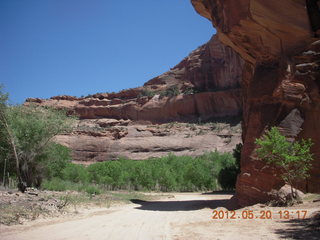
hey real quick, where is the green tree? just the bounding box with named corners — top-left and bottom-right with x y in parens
top-left (232, 143), bottom-right (242, 170)
top-left (45, 143), bottom-right (72, 179)
top-left (0, 87), bottom-right (14, 186)
top-left (255, 127), bottom-right (313, 198)
top-left (0, 87), bottom-right (75, 191)
top-left (0, 87), bottom-right (23, 189)
top-left (62, 163), bottom-right (88, 183)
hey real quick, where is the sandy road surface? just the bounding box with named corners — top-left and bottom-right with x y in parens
top-left (1, 193), bottom-right (319, 240)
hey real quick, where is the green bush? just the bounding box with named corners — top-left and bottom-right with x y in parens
top-left (233, 143), bottom-right (242, 170)
top-left (42, 178), bottom-right (69, 191)
top-left (62, 163), bottom-right (89, 183)
top-left (84, 185), bottom-right (101, 195)
top-left (183, 87), bottom-right (197, 95)
top-left (46, 143), bottom-right (72, 179)
top-left (160, 85), bottom-right (180, 98)
top-left (218, 166), bottom-right (238, 190)
top-left (43, 151), bottom-right (238, 192)
top-left (255, 127), bottom-right (313, 199)
top-left (42, 178), bottom-right (102, 195)
top-left (138, 89), bottom-right (156, 98)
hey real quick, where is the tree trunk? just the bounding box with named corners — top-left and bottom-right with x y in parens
top-left (2, 116), bottom-right (25, 192)
top-left (288, 179), bottom-right (296, 200)
top-left (2, 157), bottom-right (7, 186)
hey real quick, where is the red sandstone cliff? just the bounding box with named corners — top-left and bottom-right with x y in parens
top-left (26, 36), bottom-right (244, 163)
top-left (27, 36), bottom-right (243, 123)
top-left (192, 0), bottom-right (320, 206)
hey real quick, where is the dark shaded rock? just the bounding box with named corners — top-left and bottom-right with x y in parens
top-left (279, 109), bottom-right (304, 138)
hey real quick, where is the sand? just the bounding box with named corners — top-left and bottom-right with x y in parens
top-left (1, 192), bottom-right (319, 240)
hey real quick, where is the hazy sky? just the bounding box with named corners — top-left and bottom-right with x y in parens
top-left (0, 0), bottom-right (214, 104)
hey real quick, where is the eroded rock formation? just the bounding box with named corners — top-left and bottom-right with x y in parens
top-left (145, 35), bottom-right (244, 92)
top-left (56, 121), bottom-right (241, 164)
top-left (27, 36), bottom-right (243, 123)
top-left (192, 0), bottom-right (320, 206)
top-left (26, 36), bottom-right (244, 163)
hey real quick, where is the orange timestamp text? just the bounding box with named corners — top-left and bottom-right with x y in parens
top-left (212, 210), bottom-right (308, 220)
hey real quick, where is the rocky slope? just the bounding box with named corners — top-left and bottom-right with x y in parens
top-left (192, 0), bottom-right (320, 206)
top-left (26, 36), bottom-right (244, 163)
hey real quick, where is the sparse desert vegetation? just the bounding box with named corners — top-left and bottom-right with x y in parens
top-left (0, 188), bottom-right (168, 225)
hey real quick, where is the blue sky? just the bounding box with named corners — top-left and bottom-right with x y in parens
top-left (0, 0), bottom-right (214, 104)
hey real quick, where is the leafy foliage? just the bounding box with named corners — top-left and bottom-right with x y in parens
top-left (0, 87), bottom-right (75, 190)
top-left (42, 178), bottom-right (101, 195)
top-left (0, 86), bottom-right (14, 184)
top-left (216, 143), bottom-right (242, 190)
top-left (233, 143), bottom-right (242, 170)
top-left (43, 151), bottom-right (238, 192)
top-left (160, 85), bottom-right (180, 98)
top-left (138, 89), bottom-right (156, 98)
top-left (45, 144), bottom-right (72, 179)
top-left (255, 127), bottom-right (313, 197)
top-left (62, 163), bottom-right (89, 183)
top-left (6, 105), bottom-right (74, 187)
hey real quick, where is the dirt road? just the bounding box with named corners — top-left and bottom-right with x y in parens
top-left (1, 192), bottom-right (319, 240)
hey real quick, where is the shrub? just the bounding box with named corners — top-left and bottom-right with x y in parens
top-left (42, 178), bottom-right (69, 191)
top-left (138, 89), bottom-right (156, 98)
top-left (218, 166), bottom-right (238, 190)
top-left (62, 163), bottom-right (89, 183)
top-left (160, 85), bottom-right (180, 98)
top-left (232, 143), bottom-right (242, 170)
top-left (42, 178), bottom-right (101, 195)
top-left (43, 151), bottom-right (239, 192)
top-left (84, 185), bottom-right (101, 195)
top-left (183, 87), bottom-right (195, 95)
top-left (46, 143), bottom-right (72, 179)
top-left (255, 127), bottom-right (313, 199)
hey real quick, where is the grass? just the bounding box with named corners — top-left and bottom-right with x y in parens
top-left (303, 193), bottom-right (320, 202)
top-left (42, 179), bottom-right (101, 195)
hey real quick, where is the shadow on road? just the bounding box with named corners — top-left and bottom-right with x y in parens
top-left (131, 198), bottom-right (237, 212)
top-left (275, 213), bottom-right (320, 240)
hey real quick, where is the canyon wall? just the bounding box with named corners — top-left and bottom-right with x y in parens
top-left (26, 36), bottom-right (244, 163)
top-left (192, 0), bottom-right (320, 206)
top-left (27, 36), bottom-right (243, 123)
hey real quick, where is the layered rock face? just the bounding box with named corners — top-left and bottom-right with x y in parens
top-left (145, 35), bottom-right (244, 92)
top-left (192, 0), bottom-right (320, 206)
top-left (28, 36), bottom-right (243, 123)
top-left (26, 36), bottom-right (244, 163)
top-left (56, 121), bottom-right (241, 164)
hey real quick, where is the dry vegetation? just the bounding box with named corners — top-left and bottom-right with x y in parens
top-left (0, 187), bottom-right (167, 226)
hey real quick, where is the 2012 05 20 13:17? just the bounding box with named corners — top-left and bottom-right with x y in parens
top-left (212, 210), bottom-right (308, 220)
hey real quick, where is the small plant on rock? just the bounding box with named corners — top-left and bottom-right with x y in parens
top-left (138, 89), bottom-right (156, 98)
top-left (160, 85), bottom-right (180, 98)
